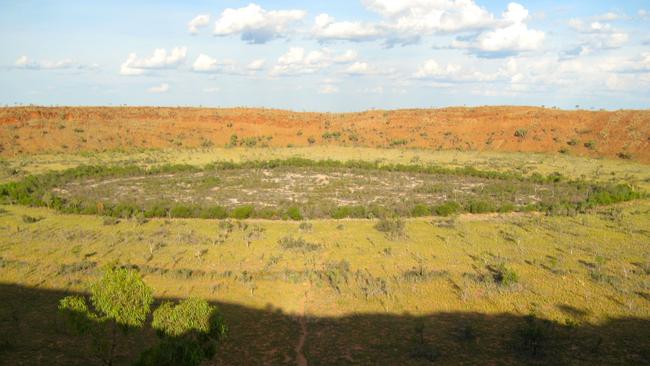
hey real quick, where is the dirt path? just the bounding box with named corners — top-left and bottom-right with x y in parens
top-left (295, 283), bottom-right (310, 366)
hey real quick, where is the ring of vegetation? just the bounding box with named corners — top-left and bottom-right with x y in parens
top-left (0, 158), bottom-right (643, 220)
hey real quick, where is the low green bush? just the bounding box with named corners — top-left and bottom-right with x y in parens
top-left (434, 202), bottom-right (461, 216)
top-left (170, 205), bottom-right (195, 218)
top-left (230, 205), bottom-right (254, 219)
top-left (411, 204), bottom-right (431, 217)
top-left (286, 206), bottom-right (303, 221)
top-left (374, 217), bottom-right (406, 240)
top-left (199, 206), bottom-right (228, 219)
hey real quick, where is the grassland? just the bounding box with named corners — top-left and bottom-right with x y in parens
top-left (0, 110), bottom-right (649, 365)
top-left (0, 107), bottom-right (650, 365)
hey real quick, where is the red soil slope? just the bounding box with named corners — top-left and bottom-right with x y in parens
top-left (0, 106), bottom-right (648, 162)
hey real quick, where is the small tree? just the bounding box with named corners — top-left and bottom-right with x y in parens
top-left (136, 298), bottom-right (227, 366)
top-left (59, 266), bottom-right (154, 366)
top-left (59, 268), bottom-right (227, 366)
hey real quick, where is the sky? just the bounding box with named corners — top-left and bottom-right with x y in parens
top-left (1, 0), bottom-right (649, 111)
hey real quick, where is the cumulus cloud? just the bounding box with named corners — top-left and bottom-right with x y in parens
top-left (14, 56), bottom-right (96, 70)
top-left (604, 52), bottom-right (650, 74)
top-left (450, 3), bottom-right (544, 57)
top-left (213, 3), bottom-right (306, 44)
top-left (310, 1), bottom-right (544, 53)
top-left (247, 59), bottom-right (266, 71)
top-left (191, 54), bottom-right (238, 74)
top-left (345, 62), bottom-right (380, 75)
top-left (568, 19), bottom-right (629, 49)
top-left (414, 60), bottom-right (461, 79)
top-left (270, 47), bottom-right (357, 76)
top-left (640, 9), bottom-right (649, 20)
top-left (203, 86), bottom-right (221, 93)
top-left (147, 83), bottom-right (169, 93)
top-left (311, 0), bottom-right (500, 46)
top-left (363, 0), bottom-right (495, 33)
top-left (312, 13), bottom-right (383, 42)
top-left (413, 59), bottom-right (499, 82)
top-left (120, 47), bottom-right (187, 75)
top-left (188, 14), bottom-right (210, 34)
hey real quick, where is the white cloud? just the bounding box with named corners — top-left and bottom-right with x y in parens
top-left (413, 59), bottom-right (499, 82)
top-left (451, 4), bottom-right (544, 56)
top-left (319, 84), bottom-right (339, 94)
top-left (345, 61), bottom-right (379, 75)
top-left (312, 13), bottom-right (383, 42)
top-left (568, 19), bottom-right (629, 50)
top-left (120, 47), bottom-right (187, 75)
top-left (593, 11), bottom-right (625, 21)
top-left (414, 60), bottom-right (461, 79)
top-left (247, 59), bottom-right (266, 71)
top-left (192, 54), bottom-right (218, 72)
top-left (147, 83), bottom-right (169, 93)
top-left (203, 87), bottom-right (221, 93)
top-left (310, 1), bottom-right (545, 53)
top-left (191, 54), bottom-right (237, 73)
top-left (270, 47), bottom-right (357, 76)
top-left (14, 56), bottom-right (88, 70)
top-left (363, 0), bottom-right (495, 34)
top-left (213, 3), bottom-right (306, 44)
top-left (640, 9), bottom-right (649, 20)
top-left (334, 50), bottom-right (358, 63)
top-left (188, 14), bottom-right (210, 34)
top-left (604, 52), bottom-right (650, 74)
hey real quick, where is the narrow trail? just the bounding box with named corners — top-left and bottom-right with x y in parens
top-left (295, 282), bottom-right (311, 366)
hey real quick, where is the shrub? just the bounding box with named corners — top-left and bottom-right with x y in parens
top-left (59, 267), bottom-right (225, 366)
top-left (617, 151), bottom-right (632, 160)
top-left (514, 129), bottom-right (528, 138)
top-left (298, 222), bottom-right (313, 232)
top-left (286, 206), bottom-right (303, 221)
top-left (389, 139), bottom-right (408, 147)
top-left (228, 134), bottom-right (238, 147)
top-left (242, 137), bottom-right (257, 147)
top-left (21, 215), bottom-right (43, 223)
top-left (374, 217), bottom-right (406, 240)
top-left (151, 298), bottom-right (226, 338)
top-left (411, 204), bottom-right (431, 217)
top-left (322, 131), bottom-right (341, 140)
top-left (307, 136), bottom-right (316, 144)
top-left (230, 205), bottom-right (254, 219)
top-left (514, 315), bottom-right (550, 358)
top-left (102, 216), bottom-right (120, 226)
top-left (144, 205), bottom-right (168, 218)
top-left (59, 267), bottom-right (154, 365)
top-left (199, 206), bottom-right (228, 219)
top-left (170, 205), bottom-right (194, 218)
top-left (90, 267), bottom-right (154, 327)
top-left (434, 202), bottom-right (461, 216)
top-left (584, 140), bottom-right (596, 150)
top-left (466, 200), bottom-right (496, 214)
top-left (492, 263), bottom-right (519, 286)
top-left (331, 205), bottom-right (366, 219)
top-left (278, 236), bottom-right (320, 252)
top-left (567, 139), bottom-right (578, 146)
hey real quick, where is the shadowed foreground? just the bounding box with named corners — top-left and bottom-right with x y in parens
top-left (0, 284), bottom-right (648, 365)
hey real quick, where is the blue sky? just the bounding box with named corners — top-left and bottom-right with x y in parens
top-left (1, 0), bottom-right (649, 111)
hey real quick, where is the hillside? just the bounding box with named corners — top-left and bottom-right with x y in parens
top-left (1, 106), bottom-right (649, 162)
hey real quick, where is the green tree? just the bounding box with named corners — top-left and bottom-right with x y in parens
top-left (59, 266), bottom-right (154, 366)
top-left (135, 298), bottom-right (227, 366)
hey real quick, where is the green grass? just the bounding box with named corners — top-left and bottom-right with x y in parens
top-left (0, 147), bottom-right (649, 365)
